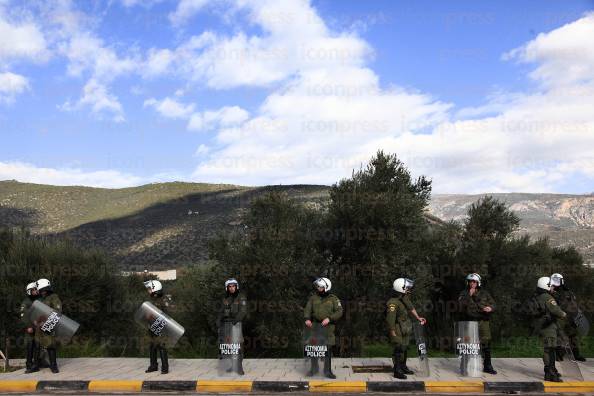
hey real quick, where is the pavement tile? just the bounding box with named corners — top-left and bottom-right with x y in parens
top-left (1, 357), bottom-right (592, 382)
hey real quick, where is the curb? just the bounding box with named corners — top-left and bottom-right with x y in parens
top-left (0, 379), bottom-right (593, 392)
top-left (197, 380), bottom-right (253, 392)
top-left (484, 381), bottom-right (544, 393)
top-left (0, 380), bottom-right (38, 392)
top-left (543, 381), bottom-right (594, 393)
top-left (88, 380), bottom-right (143, 393)
top-left (308, 381), bottom-right (366, 392)
top-left (253, 381), bottom-right (309, 392)
top-left (143, 380), bottom-right (197, 392)
top-left (37, 380), bottom-right (89, 391)
top-left (367, 381), bottom-right (425, 392)
top-left (425, 380), bottom-right (484, 393)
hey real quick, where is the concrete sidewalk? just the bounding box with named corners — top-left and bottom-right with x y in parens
top-left (1, 357), bottom-right (593, 382)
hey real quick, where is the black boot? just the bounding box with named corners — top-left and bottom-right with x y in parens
top-left (401, 350), bottom-right (414, 375)
top-left (24, 339), bottom-right (39, 374)
top-left (159, 347), bottom-right (169, 374)
top-left (39, 348), bottom-right (49, 368)
top-left (236, 350), bottom-right (245, 376)
top-left (482, 347), bottom-right (497, 375)
top-left (572, 347), bottom-right (586, 362)
top-left (306, 358), bottom-right (319, 377)
top-left (544, 366), bottom-right (561, 382)
top-left (145, 344), bottom-right (158, 373)
top-left (392, 349), bottom-right (407, 380)
top-left (47, 348), bottom-right (59, 374)
top-left (236, 358), bottom-right (245, 376)
top-left (323, 350), bottom-right (336, 379)
top-left (549, 349), bottom-right (562, 382)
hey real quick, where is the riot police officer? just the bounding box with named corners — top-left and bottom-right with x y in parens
top-left (458, 273), bottom-right (497, 374)
top-left (21, 282), bottom-right (39, 373)
top-left (533, 276), bottom-right (567, 382)
top-left (35, 278), bottom-right (61, 373)
top-left (218, 278), bottom-right (247, 375)
top-left (144, 280), bottom-right (170, 374)
top-left (304, 277), bottom-right (343, 379)
top-left (551, 273), bottom-right (586, 361)
top-left (386, 278), bottom-right (427, 379)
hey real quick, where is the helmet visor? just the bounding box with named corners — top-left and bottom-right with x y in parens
top-left (403, 278), bottom-right (414, 292)
top-left (550, 275), bottom-right (562, 287)
top-left (314, 278), bottom-right (328, 291)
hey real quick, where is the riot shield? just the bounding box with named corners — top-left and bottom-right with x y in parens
top-left (303, 323), bottom-right (329, 376)
top-left (559, 341), bottom-right (584, 380)
top-left (218, 321), bottom-right (244, 375)
top-left (29, 300), bottom-right (79, 344)
top-left (134, 301), bottom-right (185, 348)
top-left (455, 321), bottom-right (482, 377)
top-left (413, 322), bottom-right (430, 377)
top-left (574, 309), bottom-right (590, 337)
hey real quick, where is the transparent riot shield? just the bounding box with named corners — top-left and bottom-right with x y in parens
top-left (29, 300), bottom-right (79, 344)
top-left (134, 301), bottom-right (185, 348)
top-left (413, 322), bottom-right (430, 377)
top-left (455, 321), bottom-right (482, 377)
top-left (559, 340), bottom-right (584, 380)
top-left (303, 323), bottom-right (329, 376)
top-left (574, 309), bottom-right (590, 337)
top-left (218, 321), bottom-right (244, 375)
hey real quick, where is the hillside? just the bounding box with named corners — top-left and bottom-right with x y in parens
top-left (1, 180), bottom-right (593, 268)
top-left (429, 193), bottom-right (594, 265)
top-left (0, 180), bottom-right (329, 270)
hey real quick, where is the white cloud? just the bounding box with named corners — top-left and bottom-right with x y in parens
top-left (189, 5), bottom-right (594, 193)
top-left (121, 0), bottom-right (164, 7)
top-left (61, 79), bottom-right (125, 122)
top-left (186, 0), bottom-right (449, 184)
top-left (0, 71), bottom-right (29, 103)
top-left (143, 48), bottom-right (174, 77)
top-left (188, 105), bottom-right (249, 131)
top-left (0, 6), bottom-right (47, 104)
top-left (194, 144), bottom-right (210, 156)
top-left (24, 1), bottom-right (140, 122)
top-left (0, 160), bottom-right (144, 188)
top-left (0, 15), bottom-right (48, 64)
top-left (154, 0), bottom-right (372, 89)
top-left (143, 95), bottom-right (249, 131)
top-left (504, 13), bottom-right (594, 88)
top-left (389, 13), bottom-right (594, 193)
top-left (144, 96), bottom-right (195, 119)
top-left (60, 32), bottom-right (138, 81)
top-left (169, 0), bottom-right (210, 26)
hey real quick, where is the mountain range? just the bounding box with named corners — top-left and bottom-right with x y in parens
top-left (1, 180), bottom-right (592, 269)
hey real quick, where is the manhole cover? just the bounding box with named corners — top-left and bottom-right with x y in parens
top-left (351, 365), bottom-right (392, 373)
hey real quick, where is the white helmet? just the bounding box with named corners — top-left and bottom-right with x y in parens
top-left (537, 276), bottom-right (551, 291)
top-left (36, 278), bottom-right (51, 291)
top-left (26, 282), bottom-right (37, 296)
top-left (393, 278), bottom-right (414, 293)
top-left (144, 280), bottom-right (162, 293)
top-left (466, 273), bottom-right (482, 287)
top-left (550, 273), bottom-right (564, 287)
top-left (314, 277), bottom-right (332, 292)
top-left (225, 278), bottom-right (239, 290)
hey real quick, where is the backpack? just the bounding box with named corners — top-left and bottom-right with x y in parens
top-left (519, 294), bottom-right (544, 319)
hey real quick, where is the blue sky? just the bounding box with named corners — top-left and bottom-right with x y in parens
top-left (1, 0), bottom-right (593, 193)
